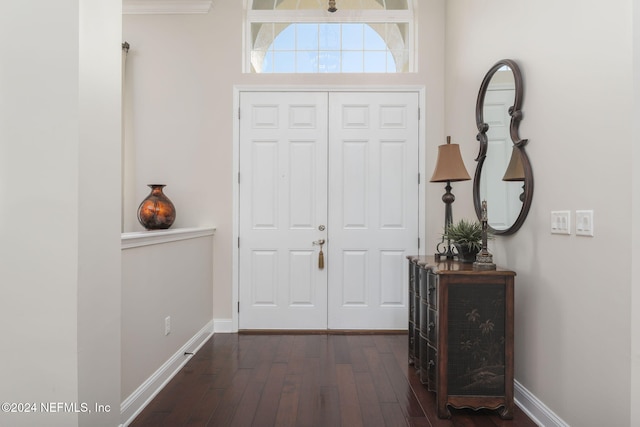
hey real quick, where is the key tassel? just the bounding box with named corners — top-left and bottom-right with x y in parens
top-left (319, 249), bottom-right (324, 269)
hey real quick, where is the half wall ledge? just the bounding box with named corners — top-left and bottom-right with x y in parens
top-left (121, 227), bottom-right (216, 249)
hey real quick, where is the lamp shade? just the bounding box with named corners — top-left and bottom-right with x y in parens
top-left (502, 147), bottom-right (525, 181)
top-left (430, 137), bottom-right (471, 182)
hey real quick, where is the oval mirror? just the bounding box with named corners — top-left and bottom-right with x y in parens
top-left (473, 59), bottom-right (533, 235)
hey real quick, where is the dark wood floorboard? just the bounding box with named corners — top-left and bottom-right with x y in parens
top-left (129, 333), bottom-right (538, 427)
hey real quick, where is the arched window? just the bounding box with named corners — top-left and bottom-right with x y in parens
top-left (245, 0), bottom-right (414, 73)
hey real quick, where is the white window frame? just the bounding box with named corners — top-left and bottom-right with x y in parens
top-left (243, 1), bottom-right (415, 73)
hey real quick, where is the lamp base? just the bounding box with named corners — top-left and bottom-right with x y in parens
top-left (473, 251), bottom-right (496, 270)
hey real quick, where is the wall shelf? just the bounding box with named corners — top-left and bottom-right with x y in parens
top-left (121, 227), bottom-right (216, 249)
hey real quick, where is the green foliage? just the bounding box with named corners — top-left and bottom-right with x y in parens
top-left (443, 219), bottom-right (484, 252)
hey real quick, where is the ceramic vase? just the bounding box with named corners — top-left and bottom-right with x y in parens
top-left (137, 184), bottom-right (176, 230)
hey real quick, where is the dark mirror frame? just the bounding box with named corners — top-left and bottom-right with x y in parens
top-left (473, 59), bottom-right (533, 235)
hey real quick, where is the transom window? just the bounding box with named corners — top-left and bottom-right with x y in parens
top-left (245, 0), bottom-right (414, 73)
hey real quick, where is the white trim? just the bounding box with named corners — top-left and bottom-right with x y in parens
top-left (123, 0), bottom-right (213, 15)
top-left (121, 227), bottom-right (216, 249)
top-left (514, 379), bottom-right (569, 427)
top-left (232, 85), bottom-right (426, 333)
top-left (120, 320), bottom-right (214, 426)
top-left (213, 318), bottom-right (235, 333)
top-left (232, 86), bottom-right (241, 333)
top-left (233, 84), bottom-right (425, 93)
top-left (247, 10), bottom-right (412, 23)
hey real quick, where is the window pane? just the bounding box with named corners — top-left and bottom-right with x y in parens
top-left (273, 51), bottom-right (296, 72)
top-left (251, 49), bottom-right (270, 73)
top-left (364, 25), bottom-right (387, 50)
top-left (319, 24), bottom-right (340, 50)
top-left (342, 51), bottom-right (363, 72)
top-left (364, 51), bottom-right (387, 72)
top-left (296, 24), bottom-right (318, 50)
top-left (252, 23), bottom-right (275, 50)
top-left (252, 0), bottom-right (275, 10)
top-left (318, 51), bottom-right (340, 72)
top-left (262, 51), bottom-right (274, 72)
top-left (338, 0), bottom-right (384, 10)
top-left (389, 49), bottom-right (408, 72)
top-left (386, 51), bottom-right (397, 72)
top-left (394, 23), bottom-right (409, 43)
top-left (384, 0), bottom-right (408, 10)
top-left (273, 24), bottom-right (295, 50)
top-left (285, 0), bottom-right (323, 10)
top-left (296, 51), bottom-right (318, 72)
top-left (342, 24), bottom-right (364, 50)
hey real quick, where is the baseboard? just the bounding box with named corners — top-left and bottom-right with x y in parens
top-left (213, 318), bottom-right (234, 333)
top-left (515, 380), bottom-right (569, 427)
top-left (120, 320), bottom-right (214, 426)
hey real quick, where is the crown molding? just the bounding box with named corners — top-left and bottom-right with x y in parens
top-left (123, 0), bottom-right (213, 15)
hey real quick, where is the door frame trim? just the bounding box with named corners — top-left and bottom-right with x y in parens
top-left (231, 85), bottom-right (427, 332)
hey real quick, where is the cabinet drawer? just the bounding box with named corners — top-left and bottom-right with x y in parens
top-left (418, 267), bottom-right (428, 300)
top-left (419, 296), bottom-right (428, 335)
top-left (408, 322), bottom-right (416, 365)
top-left (418, 333), bottom-right (429, 385)
top-left (427, 343), bottom-right (437, 392)
top-left (427, 270), bottom-right (438, 307)
top-left (427, 307), bottom-right (437, 344)
top-left (409, 261), bottom-right (418, 292)
top-left (409, 290), bottom-right (418, 325)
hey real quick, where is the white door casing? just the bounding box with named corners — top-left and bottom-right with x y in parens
top-left (238, 90), bottom-right (420, 330)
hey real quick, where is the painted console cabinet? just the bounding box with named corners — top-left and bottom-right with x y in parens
top-left (407, 256), bottom-right (515, 419)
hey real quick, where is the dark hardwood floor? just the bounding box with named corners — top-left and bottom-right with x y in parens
top-left (129, 333), bottom-right (538, 427)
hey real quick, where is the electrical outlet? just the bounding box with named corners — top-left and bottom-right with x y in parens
top-left (165, 316), bottom-right (171, 336)
top-left (576, 210), bottom-right (594, 237)
top-left (551, 211), bottom-right (571, 235)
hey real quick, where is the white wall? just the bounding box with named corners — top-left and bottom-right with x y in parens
top-left (446, 1), bottom-right (634, 426)
top-left (122, 0), bottom-right (447, 321)
top-left (121, 234), bottom-right (214, 400)
top-left (632, 2), bottom-right (640, 425)
top-left (0, 1), bottom-right (122, 427)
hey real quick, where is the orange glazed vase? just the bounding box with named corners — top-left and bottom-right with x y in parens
top-left (137, 184), bottom-right (176, 230)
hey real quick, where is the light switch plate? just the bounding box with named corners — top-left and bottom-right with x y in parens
top-left (551, 211), bottom-right (571, 235)
top-left (576, 210), bottom-right (594, 236)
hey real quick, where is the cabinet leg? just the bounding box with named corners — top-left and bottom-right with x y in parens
top-left (498, 404), bottom-right (514, 420)
top-left (437, 404), bottom-right (451, 419)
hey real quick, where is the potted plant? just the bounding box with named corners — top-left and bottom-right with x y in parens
top-left (443, 219), bottom-right (484, 263)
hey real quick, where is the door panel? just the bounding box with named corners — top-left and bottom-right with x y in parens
top-left (328, 92), bottom-right (419, 329)
top-left (239, 92), bottom-right (328, 329)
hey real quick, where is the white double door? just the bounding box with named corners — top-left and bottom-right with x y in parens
top-left (239, 91), bottom-right (419, 330)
